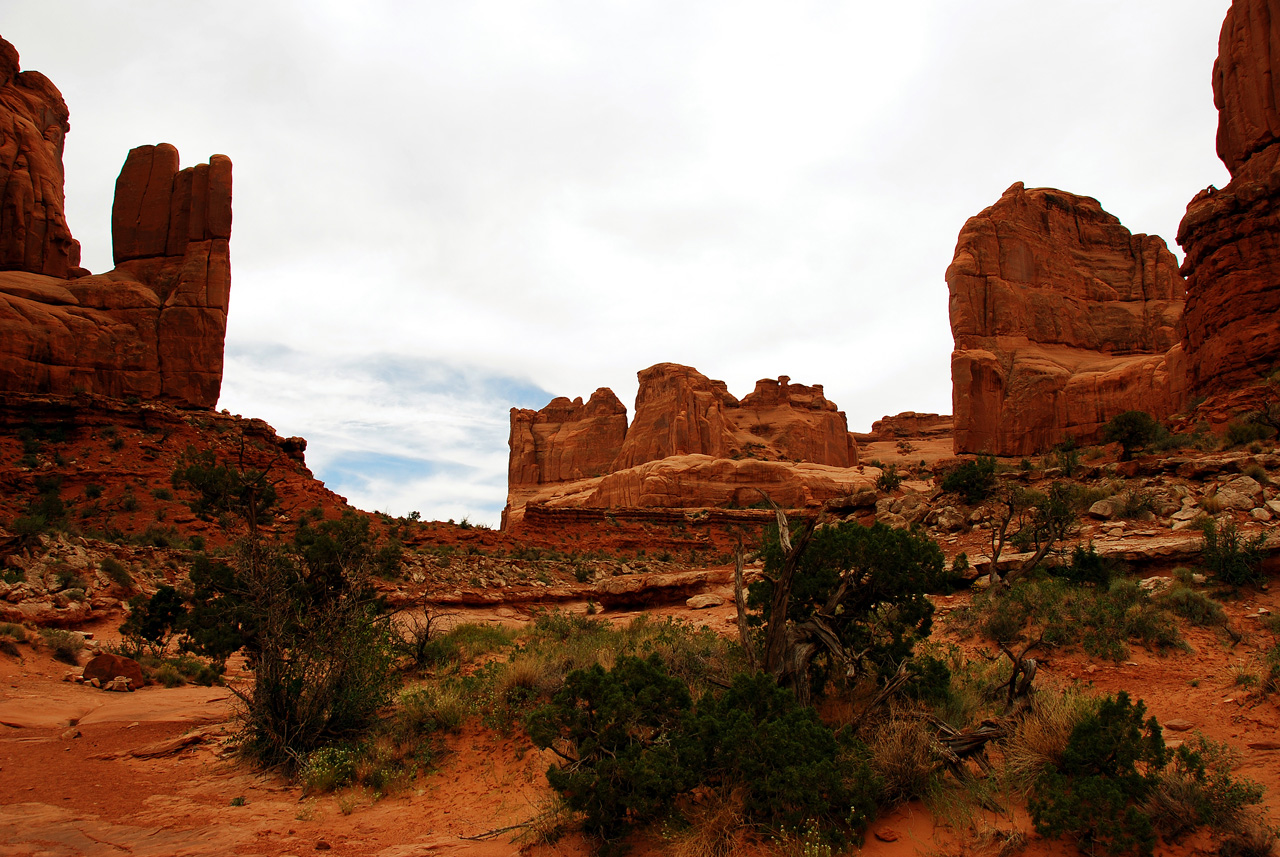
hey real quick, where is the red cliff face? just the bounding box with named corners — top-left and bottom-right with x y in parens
top-left (504, 363), bottom-right (869, 525)
top-left (948, 183), bottom-right (1186, 456)
top-left (0, 36), bottom-right (232, 409)
top-left (1179, 0), bottom-right (1280, 397)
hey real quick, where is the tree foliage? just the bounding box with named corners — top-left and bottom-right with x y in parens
top-left (1103, 411), bottom-right (1163, 461)
top-left (941, 454), bottom-right (998, 504)
top-left (749, 518), bottom-right (946, 702)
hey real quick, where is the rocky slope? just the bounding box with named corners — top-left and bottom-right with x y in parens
top-left (0, 36), bottom-right (232, 409)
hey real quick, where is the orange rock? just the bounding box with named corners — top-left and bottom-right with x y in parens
top-left (82, 653), bottom-right (144, 690)
top-left (1179, 1), bottom-right (1280, 398)
top-left (504, 363), bottom-right (867, 525)
top-left (0, 37), bottom-right (232, 409)
top-left (0, 37), bottom-right (81, 278)
top-left (948, 183), bottom-right (1186, 456)
top-left (1212, 0), bottom-right (1280, 177)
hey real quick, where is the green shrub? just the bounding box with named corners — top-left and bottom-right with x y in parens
top-left (875, 463), bottom-right (902, 492)
top-left (301, 744), bottom-right (359, 792)
top-left (39, 628), bottom-right (84, 665)
top-left (100, 556), bottom-right (132, 587)
top-left (1225, 419), bottom-right (1274, 449)
top-left (1029, 692), bottom-right (1165, 856)
top-left (84, 484), bottom-right (104, 499)
top-left (1157, 587), bottom-right (1227, 627)
top-left (120, 584), bottom-right (187, 653)
top-left (1055, 544), bottom-right (1117, 586)
top-left (1200, 518), bottom-right (1267, 587)
top-left (526, 654), bottom-right (693, 845)
top-left (961, 577), bottom-right (1181, 660)
top-left (397, 685), bottom-right (468, 735)
top-left (155, 662), bottom-right (184, 687)
top-left (1146, 735), bottom-right (1265, 840)
top-left (1103, 411), bottom-right (1163, 461)
top-left (1052, 439), bottom-right (1081, 477)
top-left (941, 454), bottom-right (998, 504)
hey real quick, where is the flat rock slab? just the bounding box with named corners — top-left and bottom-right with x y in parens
top-left (0, 687), bottom-right (231, 729)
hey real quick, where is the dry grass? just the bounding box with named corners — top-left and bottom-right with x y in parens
top-left (666, 788), bottom-right (751, 857)
top-left (999, 688), bottom-right (1096, 792)
top-left (868, 711), bottom-right (939, 805)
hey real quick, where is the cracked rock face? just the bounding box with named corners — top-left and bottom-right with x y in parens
top-left (1179, 0), bottom-right (1280, 398)
top-left (0, 36), bottom-right (232, 409)
top-left (948, 183), bottom-right (1187, 456)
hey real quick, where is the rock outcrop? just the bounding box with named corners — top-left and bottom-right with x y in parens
top-left (948, 183), bottom-right (1187, 456)
top-left (1179, 0), bottom-right (1280, 397)
top-left (505, 363), bottom-right (868, 525)
top-left (0, 36), bottom-right (231, 409)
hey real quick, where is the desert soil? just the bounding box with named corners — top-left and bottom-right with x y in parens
top-left (2, 582), bottom-right (1278, 857)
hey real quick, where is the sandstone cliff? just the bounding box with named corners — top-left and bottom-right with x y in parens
top-left (505, 363), bottom-right (869, 525)
top-left (948, 183), bottom-right (1187, 456)
top-left (1179, 0), bottom-right (1280, 397)
top-left (0, 36), bottom-right (231, 409)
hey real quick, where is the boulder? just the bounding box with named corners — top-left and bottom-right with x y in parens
top-left (82, 653), bottom-right (144, 689)
top-left (0, 36), bottom-right (232, 409)
top-left (948, 183), bottom-right (1186, 456)
top-left (685, 594), bottom-right (723, 609)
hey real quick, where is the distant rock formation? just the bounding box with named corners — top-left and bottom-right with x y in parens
top-left (0, 35), bottom-right (231, 409)
top-left (948, 183), bottom-right (1186, 456)
top-left (855, 412), bottom-right (953, 443)
top-left (505, 363), bottom-right (869, 525)
top-left (1179, 0), bottom-right (1280, 397)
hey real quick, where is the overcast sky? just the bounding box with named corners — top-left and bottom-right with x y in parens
top-left (6, 1), bottom-right (1234, 525)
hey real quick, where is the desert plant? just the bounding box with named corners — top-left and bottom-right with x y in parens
top-left (1157, 586), bottom-right (1227, 627)
top-left (749, 518), bottom-right (946, 703)
top-left (100, 556), bottom-right (132, 588)
top-left (1200, 518), bottom-right (1268, 587)
top-left (1103, 411), bottom-right (1164, 461)
top-left (39, 628), bottom-right (84, 665)
top-left (875, 463), bottom-right (903, 492)
top-left (1029, 692), bottom-right (1165, 856)
top-left (942, 454), bottom-right (998, 504)
top-left (120, 584), bottom-right (187, 654)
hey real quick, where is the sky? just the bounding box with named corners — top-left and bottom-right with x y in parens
top-left (6, 1), bottom-right (1234, 526)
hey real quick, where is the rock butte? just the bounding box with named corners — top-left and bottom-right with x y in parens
top-left (505, 362), bottom-right (874, 525)
top-left (0, 35), bottom-right (232, 409)
top-left (947, 183), bottom-right (1187, 457)
top-left (950, 0), bottom-right (1280, 456)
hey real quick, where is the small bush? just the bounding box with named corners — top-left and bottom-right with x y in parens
top-left (1157, 587), bottom-right (1227, 627)
top-left (1146, 735), bottom-right (1265, 840)
top-left (1103, 411), bottom-right (1164, 461)
top-left (942, 454), bottom-right (998, 504)
top-left (84, 484), bottom-right (104, 499)
top-left (155, 662), bottom-right (185, 688)
top-left (301, 744), bottom-right (359, 792)
top-left (1225, 419), bottom-right (1274, 449)
top-left (1200, 518), bottom-right (1267, 587)
top-left (1029, 692), bottom-right (1165, 856)
top-left (39, 628), bottom-right (85, 665)
top-left (397, 685), bottom-right (468, 735)
top-left (100, 556), bottom-right (132, 587)
top-left (1243, 463), bottom-right (1270, 485)
top-left (876, 463), bottom-right (903, 492)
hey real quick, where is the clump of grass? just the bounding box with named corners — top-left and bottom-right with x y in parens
top-left (1001, 688), bottom-right (1098, 793)
top-left (867, 711), bottom-right (939, 806)
top-left (1157, 586), bottom-right (1227, 627)
top-left (0, 622), bottom-right (28, 658)
top-left (39, 628), bottom-right (85, 665)
top-left (100, 556), bottom-right (132, 588)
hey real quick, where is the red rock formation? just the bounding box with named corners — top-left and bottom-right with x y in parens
top-left (1212, 0), bottom-right (1280, 177)
top-left (507, 388), bottom-right (628, 515)
top-left (857, 412), bottom-right (953, 443)
top-left (612, 363), bottom-right (739, 469)
top-left (949, 183), bottom-right (1186, 456)
top-left (504, 364), bottom-right (870, 525)
top-left (0, 37), bottom-right (231, 408)
top-left (0, 37), bottom-right (82, 278)
top-left (1179, 0), bottom-right (1280, 397)
top-left (734, 376), bottom-right (857, 467)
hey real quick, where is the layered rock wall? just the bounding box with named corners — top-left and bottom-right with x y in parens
top-left (1179, 0), bottom-right (1280, 396)
top-left (505, 363), bottom-right (870, 525)
top-left (948, 183), bottom-right (1187, 455)
top-left (0, 37), bottom-right (231, 409)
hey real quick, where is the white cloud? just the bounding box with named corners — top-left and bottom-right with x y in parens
top-left (3, 0), bottom-right (1236, 521)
